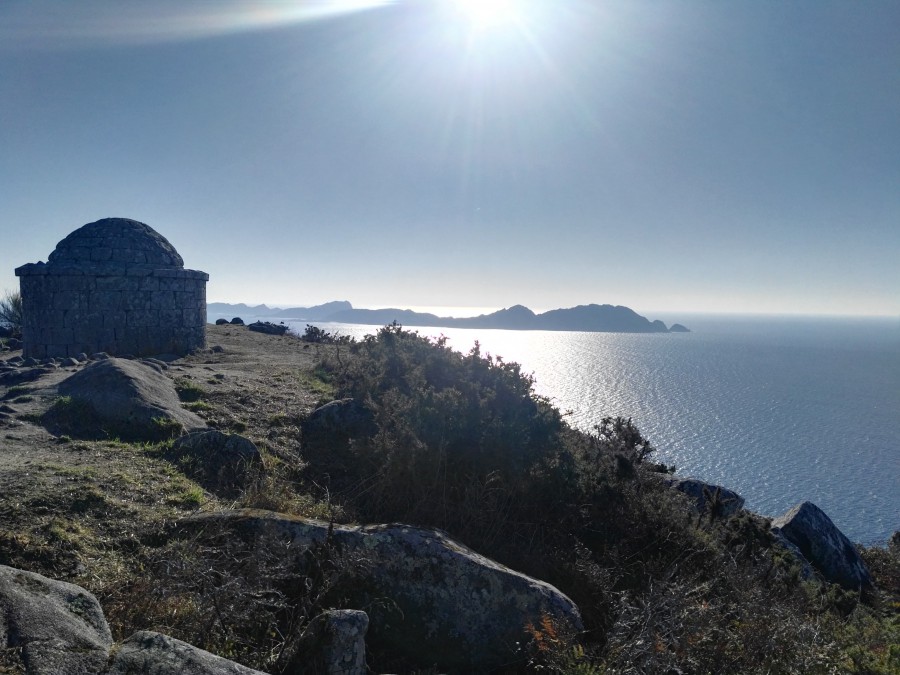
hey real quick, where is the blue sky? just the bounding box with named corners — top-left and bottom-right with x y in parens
top-left (2, 0), bottom-right (898, 317)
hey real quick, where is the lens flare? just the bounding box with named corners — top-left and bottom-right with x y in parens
top-left (453, 0), bottom-right (521, 29)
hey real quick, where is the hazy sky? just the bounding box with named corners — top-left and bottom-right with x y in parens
top-left (2, 0), bottom-right (898, 317)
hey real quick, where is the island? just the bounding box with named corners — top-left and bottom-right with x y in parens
top-left (207, 301), bottom-right (691, 333)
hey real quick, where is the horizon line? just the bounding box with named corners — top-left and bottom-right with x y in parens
top-left (207, 300), bottom-right (900, 321)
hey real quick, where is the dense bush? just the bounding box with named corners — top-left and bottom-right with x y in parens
top-left (308, 323), bottom-right (572, 550)
top-left (306, 323), bottom-right (899, 672)
top-left (297, 324), bottom-right (354, 345)
top-left (0, 288), bottom-right (23, 336)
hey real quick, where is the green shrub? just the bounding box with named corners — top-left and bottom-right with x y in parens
top-left (304, 323), bottom-right (895, 673)
top-left (175, 378), bottom-right (205, 403)
top-left (298, 324), bottom-right (354, 345)
top-left (310, 323), bottom-right (570, 550)
top-left (0, 289), bottom-right (23, 336)
top-left (151, 416), bottom-right (184, 441)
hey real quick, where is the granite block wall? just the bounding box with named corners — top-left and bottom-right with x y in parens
top-left (15, 218), bottom-right (208, 359)
top-left (17, 266), bottom-right (207, 358)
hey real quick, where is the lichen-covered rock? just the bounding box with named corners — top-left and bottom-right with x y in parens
top-left (359, 523), bottom-right (584, 669)
top-left (182, 509), bottom-right (583, 671)
top-left (318, 610), bottom-right (368, 675)
top-left (771, 530), bottom-right (815, 580)
top-left (54, 357), bottom-right (206, 441)
top-left (667, 478), bottom-right (745, 519)
top-left (0, 565), bottom-right (113, 675)
top-left (771, 501), bottom-right (872, 590)
top-left (282, 610), bottom-right (369, 675)
top-left (108, 631), bottom-right (268, 675)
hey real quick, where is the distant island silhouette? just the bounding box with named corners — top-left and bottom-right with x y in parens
top-left (208, 301), bottom-right (690, 333)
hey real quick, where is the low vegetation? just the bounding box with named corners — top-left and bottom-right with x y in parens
top-left (0, 288), bottom-right (23, 336)
top-left (305, 323), bottom-right (899, 673)
top-left (1, 323), bottom-right (896, 673)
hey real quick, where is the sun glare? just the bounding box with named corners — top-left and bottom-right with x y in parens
top-left (453, 0), bottom-right (521, 30)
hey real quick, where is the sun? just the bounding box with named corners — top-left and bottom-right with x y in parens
top-left (452, 0), bottom-right (521, 30)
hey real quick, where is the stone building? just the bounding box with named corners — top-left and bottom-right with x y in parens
top-left (15, 218), bottom-right (208, 359)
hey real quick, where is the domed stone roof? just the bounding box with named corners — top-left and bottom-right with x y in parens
top-left (47, 217), bottom-right (184, 267)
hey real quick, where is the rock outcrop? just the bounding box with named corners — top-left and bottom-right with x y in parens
top-left (280, 610), bottom-right (369, 675)
top-left (667, 478), bottom-right (745, 519)
top-left (303, 398), bottom-right (375, 441)
top-left (182, 509), bottom-right (584, 671)
top-left (0, 565), bottom-right (113, 675)
top-left (170, 430), bottom-right (263, 494)
top-left (771, 501), bottom-right (872, 590)
top-left (0, 566), bottom-right (273, 675)
top-left (107, 631), bottom-right (267, 675)
top-left (54, 357), bottom-right (206, 440)
top-left (248, 321), bottom-right (288, 335)
top-left (0, 366), bottom-right (52, 387)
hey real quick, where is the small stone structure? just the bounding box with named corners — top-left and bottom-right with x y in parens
top-left (15, 217), bottom-right (208, 359)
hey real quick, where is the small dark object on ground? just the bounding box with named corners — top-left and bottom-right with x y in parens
top-left (248, 321), bottom-right (288, 336)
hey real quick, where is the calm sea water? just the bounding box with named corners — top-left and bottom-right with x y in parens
top-left (252, 314), bottom-right (899, 545)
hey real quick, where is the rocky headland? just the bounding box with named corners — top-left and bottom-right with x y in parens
top-left (0, 324), bottom-right (896, 674)
top-left (208, 301), bottom-right (691, 333)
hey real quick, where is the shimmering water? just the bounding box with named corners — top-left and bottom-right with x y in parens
top-left (266, 315), bottom-right (899, 544)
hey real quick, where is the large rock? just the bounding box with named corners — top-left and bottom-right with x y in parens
top-left (171, 430), bottom-right (263, 494)
top-left (280, 610), bottom-right (369, 675)
top-left (771, 501), bottom-right (872, 590)
top-left (55, 357), bottom-right (206, 441)
top-left (667, 478), bottom-right (745, 519)
top-left (0, 566), bottom-right (274, 675)
top-left (108, 631), bottom-right (267, 675)
top-left (0, 565), bottom-right (113, 675)
top-left (248, 321), bottom-right (288, 335)
top-left (0, 366), bottom-right (52, 387)
top-left (182, 509), bottom-right (583, 671)
top-left (315, 610), bottom-right (368, 675)
top-left (303, 398), bottom-right (375, 441)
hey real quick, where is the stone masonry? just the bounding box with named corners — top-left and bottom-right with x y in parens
top-left (15, 218), bottom-right (208, 359)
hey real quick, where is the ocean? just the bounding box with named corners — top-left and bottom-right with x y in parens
top-left (237, 313), bottom-right (900, 545)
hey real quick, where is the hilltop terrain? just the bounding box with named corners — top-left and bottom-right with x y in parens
top-left (0, 324), bottom-right (897, 674)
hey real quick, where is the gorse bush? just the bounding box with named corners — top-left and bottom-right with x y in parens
top-left (0, 288), bottom-right (23, 335)
top-left (306, 323), bottom-right (897, 673)
top-left (298, 324), bottom-right (354, 345)
top-left (310, 323), bottom-right (573, 551)
top-left (310, 324), bottom-right (719, 597)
